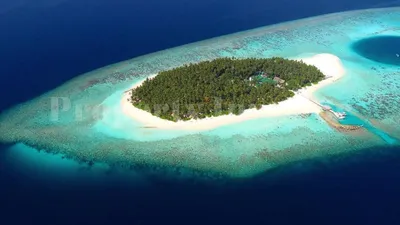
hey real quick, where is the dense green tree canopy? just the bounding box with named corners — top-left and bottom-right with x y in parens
top-left (130, 57), bottom-right (324, 121)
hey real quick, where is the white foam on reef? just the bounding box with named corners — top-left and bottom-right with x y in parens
top-left (0, 7), bottom-right (399, 177)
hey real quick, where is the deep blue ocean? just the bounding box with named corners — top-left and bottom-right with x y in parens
top-left (1, 1), bottom-right (400, 224)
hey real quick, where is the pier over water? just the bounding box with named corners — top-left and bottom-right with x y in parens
top-left (301, 95), bottom-right (347, 119)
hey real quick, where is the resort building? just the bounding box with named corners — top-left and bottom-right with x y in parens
top-left (273, 77), bottom-right (285, 84)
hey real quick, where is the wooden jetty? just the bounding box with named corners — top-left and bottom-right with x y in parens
top-left (303, 96), bottom-right (347, 119)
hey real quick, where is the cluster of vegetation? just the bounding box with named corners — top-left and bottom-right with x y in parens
top-left (130, 57), bottom-right (325, 121)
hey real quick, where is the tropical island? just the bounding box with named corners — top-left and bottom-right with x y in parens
top-left (129, 57), bottom-right (325, 121)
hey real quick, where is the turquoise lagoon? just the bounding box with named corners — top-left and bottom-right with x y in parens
top-left (0, 7), bottom-right (399, 178)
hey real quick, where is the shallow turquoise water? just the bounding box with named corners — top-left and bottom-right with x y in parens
top-left (322, 102), bottom-right (398, 144)
top-left (0, 7), bottom-right (399, 177)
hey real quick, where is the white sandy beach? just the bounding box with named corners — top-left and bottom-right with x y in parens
top-left (120, 53), bottom-right (345, 130)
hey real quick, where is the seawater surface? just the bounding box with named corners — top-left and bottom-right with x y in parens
top-left (0, 7), bottom-right (399, 178)
top-left (351, 35), bottom-right (400, 66)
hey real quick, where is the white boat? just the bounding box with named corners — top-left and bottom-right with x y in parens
top-left (337, 112), bottom-right (346, 119)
